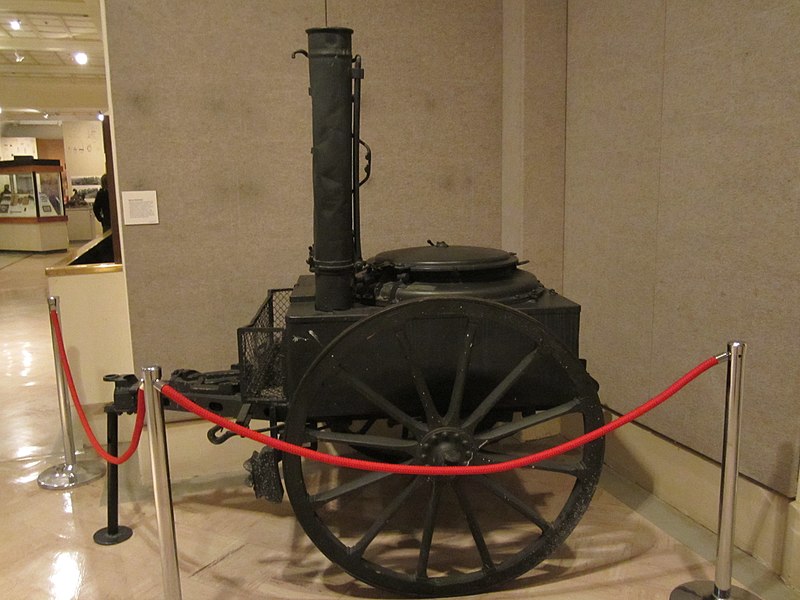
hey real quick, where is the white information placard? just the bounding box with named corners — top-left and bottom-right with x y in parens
top-left (121, 190), bottom-right (159, 225)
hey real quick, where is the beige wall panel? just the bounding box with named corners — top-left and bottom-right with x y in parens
top-left (522, 0), bottom-right (567, 289)
top-left (648, 1), bottom-right (800, 495)
top-left (106, 0), bottom-right (321, 374)
top-left (564, 1), bottom-right (665, 404)
top-left (565, 1), bottom-right (800, 495)
top-left (327, 0), bottom-right (503, 257)
top-left (502, 0), bottom-right (525, 256)
top-left (107, 0), bottom-right (503, 375)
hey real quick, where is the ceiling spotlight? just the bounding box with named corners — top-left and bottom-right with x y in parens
top-left (14, 51), bottom-right (24, 63)
top-left (10, 19), bottom-right (21, 31)
top-left (97, 112), bottom-right (105, 122)
top-left (73, 52), bottom-right (88, 65)
top-left (43, 113), bottom-right (49, 119)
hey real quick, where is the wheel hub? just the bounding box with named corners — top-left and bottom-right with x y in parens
top-left (419, 427), bottom-right (475, 466)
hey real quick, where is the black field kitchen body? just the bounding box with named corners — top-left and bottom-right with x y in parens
top-left (159, 28), bottom-right (606, 597)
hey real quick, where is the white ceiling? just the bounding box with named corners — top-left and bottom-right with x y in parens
top-left (0, 0), bottom-right (106, 125)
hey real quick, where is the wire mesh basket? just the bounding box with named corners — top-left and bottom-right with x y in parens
top-left (237, 288), bottom-right (292, 402)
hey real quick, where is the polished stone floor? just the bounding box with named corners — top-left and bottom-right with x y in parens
top-left (0, 249), bottom-right (795, 600)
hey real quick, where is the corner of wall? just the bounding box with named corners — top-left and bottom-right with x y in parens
top-left (500, 0), bottom-right (525, 254)
top-left (603, 410), bottom-right (791, 577)
top-left (783, 472), bottom-right (800, 587)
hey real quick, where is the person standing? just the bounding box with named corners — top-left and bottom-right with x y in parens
top-left (93, 174), bottom-right (111, 232)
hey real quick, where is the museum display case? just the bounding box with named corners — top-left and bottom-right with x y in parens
top-left (0, 157), bottom-right (69, 251)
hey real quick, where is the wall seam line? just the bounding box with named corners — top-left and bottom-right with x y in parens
top-left (500, 0), bottom-right (525, 256)
top-left (561, 0), bottom-right (569, 292)
top-left (650, 0), bottom-right (669, 395)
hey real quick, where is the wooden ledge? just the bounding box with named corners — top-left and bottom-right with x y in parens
top-left (45, 231), bottom-right (121, 277)
top-left (45, 262), bottom-right (122, 277)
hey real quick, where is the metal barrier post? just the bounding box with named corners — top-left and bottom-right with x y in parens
top-left (38, 296), bottom-right (104, 489)
top-left (93, 407), bottom-right (133, 545)
top-left (670, 341), bottom-right (761, 600)
top-left (143, 366), bottom-right (183, 600)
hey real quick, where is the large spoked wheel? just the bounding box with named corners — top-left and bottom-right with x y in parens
top-left (283, 297), bottom-right (605, 597)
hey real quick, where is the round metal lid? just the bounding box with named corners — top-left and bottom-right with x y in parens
top-left (371, 244), bottom-right (519, 273)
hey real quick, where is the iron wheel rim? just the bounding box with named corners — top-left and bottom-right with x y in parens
top-left (283, 297), bottom-right (605, 597)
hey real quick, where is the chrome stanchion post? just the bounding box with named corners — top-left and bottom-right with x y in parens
top-left (714, 341), bottom-right (746, 598)
top-left (38, 296), bottom-right (104, 489)
top-left (670, 342), bottom-right (761, 600)
top-left (143, 366), bottom-right (183, 600)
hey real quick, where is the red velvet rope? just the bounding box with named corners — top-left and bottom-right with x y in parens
top-left (50, 306), bottom-right (720, 474)
top-left (50, 309), bottom-right (146, 465)
top-left (159, 355), bottom-right (720, 476)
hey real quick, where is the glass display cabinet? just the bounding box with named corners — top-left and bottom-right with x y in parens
top-left (0, 157), bottom-right (69, 251)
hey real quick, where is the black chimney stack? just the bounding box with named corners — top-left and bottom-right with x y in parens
top-left (303, 27), bottom-right (356, 311)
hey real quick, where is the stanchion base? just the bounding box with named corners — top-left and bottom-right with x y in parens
top-left (671, 580), bottom-right (763, 600)
top-left (93, 525), bottom-right (133, 545)
top-left (37, 461), bottom-right (105, 490)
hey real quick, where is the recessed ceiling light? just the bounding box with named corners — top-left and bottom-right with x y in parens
top-left (73, 52), bottom-right (88, 65)
top-left (10, 20), bottom-right (21, 31)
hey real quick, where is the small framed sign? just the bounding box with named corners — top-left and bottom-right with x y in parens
top-left (121, 190), bottom-right (159, 225)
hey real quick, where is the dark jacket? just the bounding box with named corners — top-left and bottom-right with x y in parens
top-left (93, 188), bottom-right (111, 231)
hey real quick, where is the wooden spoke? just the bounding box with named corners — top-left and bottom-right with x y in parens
top-left (309, 429), bottom-right (418, 454)
top-left (310, 466), bottom-right (411, 506)
top-left (395, 330), bottom-right (442, 427)
top-left (462, 348), bottom-right (540, 431)
top-left (453, 479), bottom-right (495, 571)
top-left (474, 450), bottom-right (586, 479)
top-left (474, 475), bottom-right (553, 534)
top-left (444, 321), bottom-right (478, 426)
top-left (336, 366), bottom-right (428, 438)
top-left (416, 479), bottom-right (443, 579)
top-left (474, 398), bottom-right (583, 444)
top-left (350, 477), bottom-right (425, 558)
